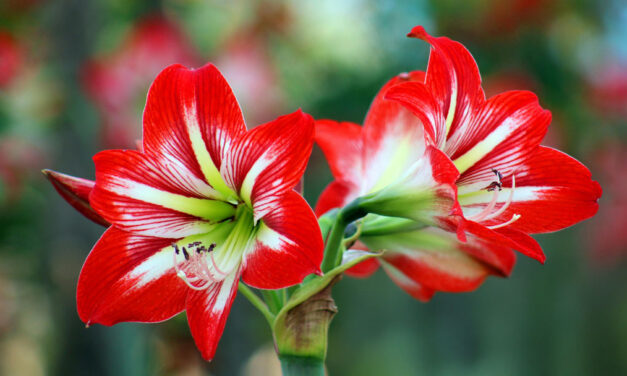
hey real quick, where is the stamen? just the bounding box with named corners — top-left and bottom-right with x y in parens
top-left (172, 241), bottom-right (226, 291)
top-left (483, 173), bottom-right (516, 221)
top-left (468, 169), bottom-right (522, 230)
top-left (486, 214), bottom-right (521, 229)
top-left (468, 188), bottom-right (500, 222)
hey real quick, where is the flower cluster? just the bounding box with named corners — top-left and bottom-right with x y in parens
top-left (45, 26), bottom-right (600, 361)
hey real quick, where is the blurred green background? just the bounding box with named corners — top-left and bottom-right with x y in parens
top-left (1, 0), bottom-right (626, 375)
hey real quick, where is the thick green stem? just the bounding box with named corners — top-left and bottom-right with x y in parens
top-left (279, 355), bottom-right (325, 376)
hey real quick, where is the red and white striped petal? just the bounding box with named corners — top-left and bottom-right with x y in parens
top-left (458, 146), bottom-right (602, 234)
top-left (384, 80), bottom-right (446, 148)
top-left (407, 26), bottom-right (485, 146)
top-left (222, 110), bottom-right (315, 221)
top-left (241, 191), bottom-right (323, 289)
top-left (142, 63), bottom-right (245, 200)
top-left (91, 149), bottom-right (235, 238)
top-left (314, 180), bottom-right (359, 217)
top-left (314, 120), bottom-right (364, 183)
top-left (77, 227), bottom-right (187, 326)
top-left (459, 219), bottom-right (545, 262)
top-left (361, 72), bottom-right (429, 193)
top-left (364, 227), bottom-right (497, 298)
top-left (450, 91), bottom-right (551, 174)
top-left (43, 169), bottom-right (109, 227)
top-left (185, 269), bottom-right (240, 361)
top-left (359, 146), bottom-right (460, 224)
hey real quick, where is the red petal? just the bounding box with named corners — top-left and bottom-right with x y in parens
top-left (344, 256), bottom-right (380, 278)
top-left (459, 146), bottom-right (602, 234)
top-left (314, 119), bottom-right (364, 182)
top-left (314, 180), bottom-right (359, 217)
top-left (43, 169), bottom-right (109, 227)
top-left (91, 149), bottom-right (232, 238)
top-left (77, 227), bottom-right (187, 326)
top-left (241, 191), bottom-right (323, 289)
top-left (450, 90), bottom-right (551, 174)
top-left (361, 72), bottom-right (430, 191)
top-left (223, 110), bottom-right (315, 221)
top-left (142, 63), bottom-right (245, 195)
top-left (461, 219), bottom-right (545, 262)
top-left (407, 26), bottom-right (485, 146)
top-left (186, 270), bottom-right (240, 361)
top-left (384, 81), bottom-right (446, 147)
top-left (382, 251), bottom-right (489, 295)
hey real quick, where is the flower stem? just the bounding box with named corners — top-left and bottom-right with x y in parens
top-left (238, 282), bottom-right (275, 325)
top-left (320, 198), bottom-right (367, 273)
top-left (279, 355), bottom-right (325, 376)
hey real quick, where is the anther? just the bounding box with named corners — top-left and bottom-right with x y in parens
top-left (182, 247), bottom-right (189, 260)
top-left (486, 168), bottom-right (503, 191)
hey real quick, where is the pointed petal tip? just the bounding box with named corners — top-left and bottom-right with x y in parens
top-left (407, 25), bottom-right (429, 40)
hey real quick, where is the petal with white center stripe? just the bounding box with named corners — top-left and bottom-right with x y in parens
top-left (449, 90), bottom-right (551, 174)
top-left (458, 146), bottom-right (601, 234)
top-left (142, 63), bottom-right (245, 200)
top-left (222, 110), bottom-right (314, 221)
top-left (185, 268), bottom-right (240, 361)
top-left (362, 71), bottom-right (428, 193)
top-left (242, 191), bottom-right (323, 289)
top-left (91, 149), bottom-right (235, 238)
top-left (77, 227), bottom-right (188, 326)
top-left (407, 26), bottom-right (485, 145)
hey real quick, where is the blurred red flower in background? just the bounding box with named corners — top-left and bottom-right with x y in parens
top-left (586, 145), bottom-right (627, 265)
top-left (82, 16), bottom-right (199, 148)
top-left (586, 62), bottom-right (627, 119)
top-left (0, 32), bottom-right (22, 89)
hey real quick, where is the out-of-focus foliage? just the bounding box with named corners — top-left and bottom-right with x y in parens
top-left (0, 0), bottom-right (625, 375)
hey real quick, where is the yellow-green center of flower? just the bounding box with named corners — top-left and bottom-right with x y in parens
top-left (173, 204), bottom-right (259, 290)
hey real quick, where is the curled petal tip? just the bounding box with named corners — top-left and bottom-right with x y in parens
top-left (407, 25), bottom-right (429, 40)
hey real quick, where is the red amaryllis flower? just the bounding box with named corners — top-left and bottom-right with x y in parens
top-left (315, 72), bottom-right (519, 301)
top-left (386, 26), bottom-right (600, 243)
top-left (82, 16), bottom-right (199, 148)
top-left (56, 63), bottom-right (323, 360)
top-left (315, 26), bottom-right (601, 301)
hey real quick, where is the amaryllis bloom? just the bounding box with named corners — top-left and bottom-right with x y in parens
top-left (82, 16), bottom-right (199, 148)
top-left (56, 63), bottom-right (323, 360)
top-left (387, 26), bottom-right (600, 243)
top-left (315, 26), bottom-right (601, 301)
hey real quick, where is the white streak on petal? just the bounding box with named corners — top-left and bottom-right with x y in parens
top-left (184, 104), bottom-right (235, 199)
top-left (128, 247), bottom-right (175, 288)
top-left (453, 117), bottom-right (517, 174)
top-left (107, 175), bottom-right (235, 222)
top-left (212, 270), bottom-right (237, 313)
